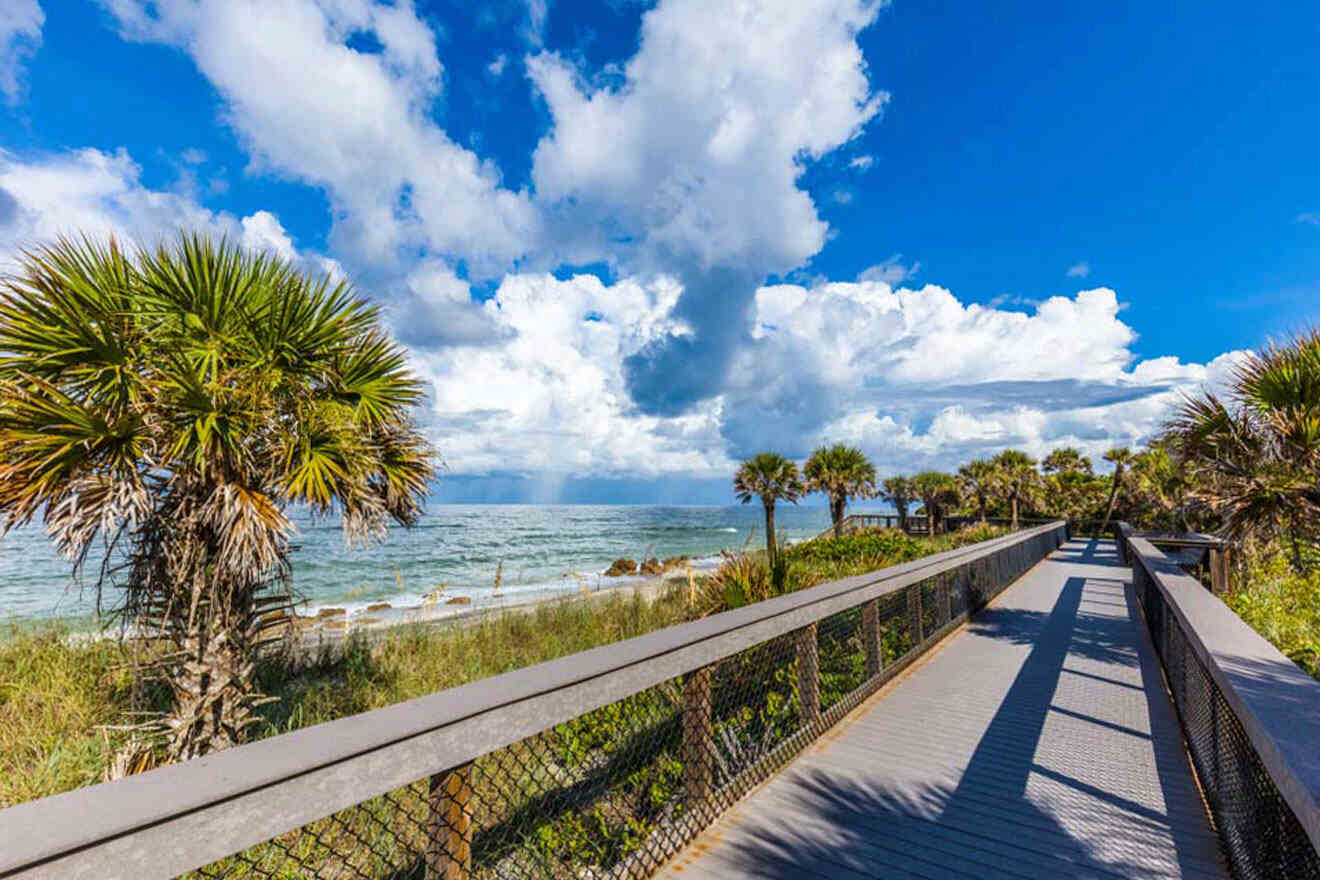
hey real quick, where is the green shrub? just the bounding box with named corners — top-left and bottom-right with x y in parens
top-left (788, 528), bottom-right (923, 566)
top-left (1226, 548), bottom-right (1320, 681)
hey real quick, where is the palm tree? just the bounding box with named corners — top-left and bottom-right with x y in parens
top-left (1097, 447), bottom-right (1133, 535)
top-left (0, 235), bottom-right (435, 761)
top-left (734, 452), bottom-right (804, 568)
top-left (1042, 447), bottom-right (1093, 475)
top-left (804, 444), bottom-right (877, 538)
top-left (911, 471), bottom-right (959, 535)
top-left (1129, 442), bottom-right (1191, 532)
top-left (957, 459), bottom-right (995, 524)
top-left (990, 450), bottom-right (1039, 529)
top-left (879, 475), bottom-right (914, 531)
top-left (1167, 331), bottom-right (1320, 568)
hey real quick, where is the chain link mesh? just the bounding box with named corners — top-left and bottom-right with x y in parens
top-left (1132, 558), bottom-right (1320, 880)
top-left (191, 530), bottom-right (1061, 880)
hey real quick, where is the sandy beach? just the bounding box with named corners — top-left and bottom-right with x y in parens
top-left (286, 564), bottom-right (706, 654)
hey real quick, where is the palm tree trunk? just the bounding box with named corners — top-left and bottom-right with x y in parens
top-left (764, 501), bottom-right (777, 569)
top-left (926, 506), bottom-right (935, 536)
top-left (832, 495), bottom-right (844, 539)
top-left (1098, 464), bottom-right (1124, 534)
top-left (1010, 493), bottom-right (1019, 530)
top-left (978, 495), bottom-right (987, 525)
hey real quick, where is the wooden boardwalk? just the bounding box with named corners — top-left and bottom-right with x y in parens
top-left (659, 539), bottom-right (1230, 879)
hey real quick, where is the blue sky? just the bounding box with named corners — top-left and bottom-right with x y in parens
top-left (0, 0), bottom-right (1316, 502)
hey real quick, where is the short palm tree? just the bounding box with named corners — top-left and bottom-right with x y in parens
top-left (804, 444), bottom-right (877, 538)
top-left (957, 459), bottom-right (995, 524)
top-left (990, 450), bottom-right (1039, 529)
top-left (1167, 330), bottom-right (1320, 567)
top-left (879, 475), bottom-right (914, 531)
top-left (1042, 447), bottom-right (1093, 475)
top-left (1097, 446), bottom-right (1133, 534)
top-left (734, 452), bottom-right (804, 568)
top-left (911, 471), bottom-right (959, 535)
top-left (0, 235), bottom-right (436, 761)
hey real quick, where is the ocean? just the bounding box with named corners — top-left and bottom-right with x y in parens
top-left (0, 503), bottom-right (883, 625)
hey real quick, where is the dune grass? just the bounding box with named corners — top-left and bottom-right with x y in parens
top-left (0, 523), bottom-right (1008, 808)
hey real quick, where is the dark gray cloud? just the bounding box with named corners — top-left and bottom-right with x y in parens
top-left (920, 379), bottom-right (1173, 412)
top-left (623, 266), bottom-right (760, 415)
top-left (390, 294), bottom-right (515, 350)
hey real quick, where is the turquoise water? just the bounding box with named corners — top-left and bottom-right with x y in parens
top-left (0, 503), bottom-right (889, 623)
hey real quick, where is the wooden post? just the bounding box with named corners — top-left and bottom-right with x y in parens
top-left (682, 666), bottom-right (714, 804)
top-left (907, 584), bottom-right (924, 649)
top-left (1209, 546), bottom-right (1231, 595)
top-left (861, 599), bottom-right (883, 679)
top-left (796, 623), bottom-right (821, 726)
top-left (427, 763), bottom-right (473, 880)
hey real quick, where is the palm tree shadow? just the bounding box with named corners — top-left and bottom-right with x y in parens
top-left (965, 581), bottom-right (1138, 668)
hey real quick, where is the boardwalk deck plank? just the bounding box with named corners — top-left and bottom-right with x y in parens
top-left (658, 539), bottom-right (1230, 879)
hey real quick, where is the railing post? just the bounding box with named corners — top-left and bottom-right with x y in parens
top-left (1209, 546), bottom-right (1230, 595)
top-left (796, 623), bottom-right (821, 725)
top-left (907, 583), bottom-right (924, 648)
top-left (682, 666), bottom-right (714, 804)
top-left (862, 599), bottom-right (883, 678)
top-left (426, 763), bottom-right (473, 880)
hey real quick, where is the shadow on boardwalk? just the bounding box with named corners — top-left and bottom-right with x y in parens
top-left (703, 540), bottom-right (1226, 879)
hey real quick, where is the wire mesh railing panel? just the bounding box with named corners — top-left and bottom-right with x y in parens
top-left (178, 529), bottom-right (1066, 880)
top-left (195, 781), bottom-right (434, 879)
top-left (949, 567), bottom-right (970, 620)
top-left (920, 578), bottom-right (944, 639)
top-left (1133, 556), bottom-right (1320, 880)
top-left (817, 607), bottom-right (866, 714)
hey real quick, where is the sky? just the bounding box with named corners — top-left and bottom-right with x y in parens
top-left (0, 0), bottom-right (1316, 503)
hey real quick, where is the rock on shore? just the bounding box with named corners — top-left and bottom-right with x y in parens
top-left (604, 558), bottom-right (637, 576)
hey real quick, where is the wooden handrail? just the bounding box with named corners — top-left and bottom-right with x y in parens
top-left (1122, 532), bottom-right (1320, 856)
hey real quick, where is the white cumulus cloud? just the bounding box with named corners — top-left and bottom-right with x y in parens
top-left (0, 147), bottom-right (234, 267)
top-left (722, 279), bottom-right (1245, 468)
top-left (102, 0), bottom-right (540, 276)
top-left (857, 254), bottom-right (918, 285)
top-left (407, 272), bottom-right (1246, 479)
top-left (0, 148), bottom-right (333, 280)
top-left (0, 0), bottom-right (43, 103)
top-left (527, 0), bottom-right (888, 411)
top-left (528, 0), bottom-right (886, 275)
